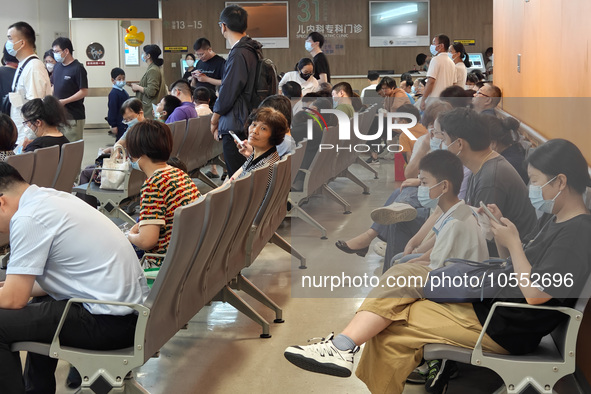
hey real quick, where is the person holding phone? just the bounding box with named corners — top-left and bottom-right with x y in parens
top-left (226, 107), bottom-right (287, 184)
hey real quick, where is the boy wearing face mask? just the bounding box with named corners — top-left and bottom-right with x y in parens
top-left (107, 68), bottom-right (129, 141)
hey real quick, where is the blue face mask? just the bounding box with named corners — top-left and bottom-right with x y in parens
top-left (430, 44), bottom-right (438, 56)
top-left (123, 117), bottom-right (139, 128)
top-left (54, 52), bottom-right (64, 63)
top-left (430, 137), bottom-right (442, 151)
top-left (115, 80), bottom-right (126, 89)
top-left (529, 176), bottom-right (561, 214)
top-left (305, 42), bottom-right (313, 52)
top-left (131, 157), bottom-right (141, 171)
top-left (5, 40), bottom-right (22, 57)
top-left (417, 181), bottom-right (444, 210)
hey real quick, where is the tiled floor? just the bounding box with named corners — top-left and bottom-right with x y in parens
top-left (26, 128), bottom-right (578, 393)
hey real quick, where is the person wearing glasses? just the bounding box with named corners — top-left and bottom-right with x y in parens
top-left (21, 95), bottom-right (69, 153)
top-left (279, 58), bottom-right (319, 97)
top-left (472, 82), bottom-right (502, 116)
top-left (190, 37), bottom-right (225, 109)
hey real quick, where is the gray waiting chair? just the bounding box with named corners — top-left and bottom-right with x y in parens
top-left (424, 276), bottom-right (591, 393)
top-left (52, 140), bottom-right (84, 193)
top-left (5, 151), bottom-right (34, 183)
top-left (29, 145), bottom-right (60, 188)
top-left (11, 193), bottom-right (215, 393)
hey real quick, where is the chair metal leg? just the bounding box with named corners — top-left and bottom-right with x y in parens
top-left (321, 184), bottom-right (352, 214)
top-left (231, 273), bottom-right (284, 323)
top-left (270, 232), bottom-right (306, 269)
top-left (356, 156), bottom-right (379, 179)
top-left (194, 169), bottom-right (219, 189)
top-left (98, 204), bottom-right (136, 226)
top-left (341, 168), bottom-right (370, 194)
top-left (287, 204), bottom-right (328, 239)
top-left (215, 285), bottom-right (272, 338)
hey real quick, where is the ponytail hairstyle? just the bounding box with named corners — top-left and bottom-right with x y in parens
top-left (451, 42), bottom-right (471, 68)
top-left (21, 95), bottom-right (68, 128)
top-left (143, 44), bottom-right (164, 67)
top-left (482, 115), bottom-right (520, 148)
top-left (526, 139), bottom-right (591, 195)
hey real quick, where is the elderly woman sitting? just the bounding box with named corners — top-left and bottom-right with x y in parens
top-left (228, 107), bottom-right (288, 183)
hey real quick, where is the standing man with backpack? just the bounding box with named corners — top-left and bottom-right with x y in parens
top-left (211, 4), bottom-right (263, 176)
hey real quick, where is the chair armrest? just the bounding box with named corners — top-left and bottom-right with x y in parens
top-left (49, 298), bottom-right (149, 360)
top-left (472, 301), bottom-right (582, 363)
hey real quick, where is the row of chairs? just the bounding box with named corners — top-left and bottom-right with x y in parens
top-left (10, 151), bottom-right (297, 392)
top-left (168, 115), bottom-right (226, 189)
top-left (288, 104), bottom-right (379, 238)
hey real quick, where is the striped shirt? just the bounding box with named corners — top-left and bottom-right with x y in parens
top-left (139, 166), bottom-right (201, 266)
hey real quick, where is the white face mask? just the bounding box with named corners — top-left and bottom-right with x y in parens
top-left (45, 63), bottom-right (54, 73)
top-left (186, 59), bottom-right (194, 67)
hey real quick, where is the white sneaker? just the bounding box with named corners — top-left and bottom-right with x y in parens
top-left (284, 333), bottom-right (360, 377)
top-left (373, 241), bottom-right (386, 257)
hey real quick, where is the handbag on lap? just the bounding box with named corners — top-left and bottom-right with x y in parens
top-left (99, 145), bottom-right (129, 190)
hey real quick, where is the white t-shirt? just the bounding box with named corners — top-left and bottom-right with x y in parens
top-left (10, 55), bottom-right (52, 146)
top-left (426, 52), bottom-right (456, 98)
top-left (7, 186), bottom-right (149, 315)
top-left (278, 71), bottom-right (319, 96)
top-left (361, 83), bottom-right (378, 98)
top-left (454, 62), bottom-right (468, 87)
top-left (428, 201), bottom-right (489, 270)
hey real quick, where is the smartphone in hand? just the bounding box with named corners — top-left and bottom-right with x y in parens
top-left (480, 201), bottom-right (502, 225)
top-left (228, 130), bottom-right (244, 147)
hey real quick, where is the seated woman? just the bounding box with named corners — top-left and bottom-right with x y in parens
top-left (230, 107), bottom-right (288, 183)
top-left (278, 58), bottom-right (319, 97)
top-left (284, 138), bottom-right (591, 394)
top-left (0, 114), bottom-right (17, 161)
top-left (21, 96), bottom-right (69, 152)
top-left (483, 114), bottom-right (529, 184)
top-left (125, 120), bottom-right (201, 267)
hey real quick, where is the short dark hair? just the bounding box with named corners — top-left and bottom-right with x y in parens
top-left (143, 44), bottom-right (163, 67)
top-left (436, 34), bottom-right (451, 51)
top-left (185, 53), bottom-right (196, 61)
top-left (248, 107), bottom-right (288, 146)
top-left (160, 95), bottom-right (182, 120)
top-left (332, 82), bottom-right (353, 97)
top-left (395, 104), bottom-right (420, 121)
top-left (438, 107), bottom-right (490, 151)
top-left (419, 150), bottom-right (464, 195)
top-left (421, 100), bottom-right (453, 127)
top-left (110, 67), bottom-right (125, 80)
top-left (52, 37), bottom-right (73, 53)
top-left (485, 83), bottom-right (502, 106)
top-left (482, 115), bottom-right (520, 147)
top-left (367, 71), bottom-right (380, 81)
top-left (281, 81), bottom-right (302, 99)
top-left (296, 57), bottom-right (314, 71)
top-left (8, 21), bottom-right (36, 49)
top-left (416, 53), bottom-right (428, 66)
top-left (21, 96), bottom-right (68, 128)
top-left (526, 139), bottom-right (591, 195)
top-left (400, 72), bottom-right (413, 84)
top-left (307, 32), bottom-right (325, 48)
top-left (120, 98), bottom-right (143, 116)
top-left (440, 86), bottom-right (472, 108)
top-left (193, 87), bottom-right (211, 103)
top-left (259, 94), bottom-right (292, 125)
top-left (170, 79), bottom-right (192, 96)
top-left (126, 120), bottom-right (173, 162)
top-left (0, 162), bottom-right (26, 192)
top-left (220, 5), bottom-right (248, 34)
top-left (378, 76), bottom-right (397, 89)
top-left (0, 114), bottom-right (17, 151)
top-left (193, 37), bottom-right (211, 51)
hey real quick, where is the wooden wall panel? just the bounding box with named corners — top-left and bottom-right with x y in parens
top-left (493, 0), bottom-right (591, 163)
top-left (160, 0), bottom-right (492, 84)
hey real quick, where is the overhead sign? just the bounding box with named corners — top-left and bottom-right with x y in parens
top-left (86, 61), bottom-right (106, 66)
top-left (454, 39), bottom-right (475, 46)
top-left (164, 46), bottom-right (188, 53)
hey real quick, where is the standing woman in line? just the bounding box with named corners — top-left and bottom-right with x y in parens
top-left (131, 44), bottom-right (167, 119)
top-left (450, 42), bottom-right (471, 87)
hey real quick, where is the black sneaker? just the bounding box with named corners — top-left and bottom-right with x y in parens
top-left (406, 359), bottom-right (428, 384)
top-left (365, 157), bottom-right (379, 164)
top-left (425, 359), bottom-right (458, 394)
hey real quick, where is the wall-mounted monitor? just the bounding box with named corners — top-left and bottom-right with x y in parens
top-left (225, 1), bottom-right (289, 49)
top-left (467, 53), bottom-right (485, 73)
top-left (369, 1), bottom-right (430, 47)
top-left (70, 0), bottom-right (161, 19)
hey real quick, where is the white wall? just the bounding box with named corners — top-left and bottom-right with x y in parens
top-left (0, 0), bottom-right (69, 55)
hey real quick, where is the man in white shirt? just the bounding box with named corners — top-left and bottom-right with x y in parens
top-left (0, 163), bottom-right (149, 392)
top-left (360, 71), bottom-right (380, 99)
top-left (5, 22), bottom-right (52, 146)
top-left (420, 34), bottom-right (456, 110)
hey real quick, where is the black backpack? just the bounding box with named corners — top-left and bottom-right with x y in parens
top-left (245, 47), bottom-right (278, 109)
